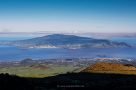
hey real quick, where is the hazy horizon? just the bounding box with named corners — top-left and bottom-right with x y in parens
top-left (0, 0), bottom-right (136, 33)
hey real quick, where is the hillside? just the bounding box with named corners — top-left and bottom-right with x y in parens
top-left (9, 34), bottom-right (131, 48)
top-left (2, 73), bottom-right (136, 90)
top-left (82, 62), bottom-right (136, 75)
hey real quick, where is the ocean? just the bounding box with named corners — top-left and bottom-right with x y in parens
top-left (0, 36), bottom-right (136, 61)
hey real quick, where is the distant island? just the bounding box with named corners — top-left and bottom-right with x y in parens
top-left (3, 34), bottom-right (131, 49)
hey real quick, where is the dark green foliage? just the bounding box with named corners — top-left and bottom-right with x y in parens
top-left (0, 73), bottom-right (34, 90)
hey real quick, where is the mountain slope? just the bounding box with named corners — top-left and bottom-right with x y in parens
top-left (2, 73), bottom-right (136, 89)
top-left (82, 62), bottom-right (136, 75)
top-left (10, 34), bottom-right (131, 48)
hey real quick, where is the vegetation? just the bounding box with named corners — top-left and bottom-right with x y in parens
top-left (2, 62), bottom-right (136, 89)
top-left (1, 72), bottom-right (136, 90)
top-left (0, 65), bottom-right (81, 77)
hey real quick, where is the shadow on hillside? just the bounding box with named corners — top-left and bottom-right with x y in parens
top-left (1, 73), bottom-right (136, 90)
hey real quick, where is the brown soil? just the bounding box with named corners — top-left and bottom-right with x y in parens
top-left (82, 62), bottom-right (136, 73)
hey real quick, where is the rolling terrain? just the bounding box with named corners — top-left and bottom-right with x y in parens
top-left (82, 62), bottom-right (136, 75)
top-left (1, 58), bottom-right (136, 77)
top-left (1, 60), bottom-right (136, 89)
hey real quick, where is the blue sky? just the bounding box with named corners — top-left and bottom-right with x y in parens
top-left (0, 0), bottom-right (136, 33)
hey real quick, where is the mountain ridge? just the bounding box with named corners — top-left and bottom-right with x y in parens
top-left (9, 34), bottom-right (131, 49)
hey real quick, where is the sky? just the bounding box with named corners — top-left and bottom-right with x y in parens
top-left (0, 0), bottom-right (136, 33)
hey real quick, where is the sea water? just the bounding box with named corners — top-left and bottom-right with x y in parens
top-left (0, 36), bottom-right (136, 61)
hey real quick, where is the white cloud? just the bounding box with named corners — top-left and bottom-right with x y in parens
top-left (0, 20), bottom-right (135, 33)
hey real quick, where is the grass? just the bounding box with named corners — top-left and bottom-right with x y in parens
top-left (0, 65), bottom-right (82, 77)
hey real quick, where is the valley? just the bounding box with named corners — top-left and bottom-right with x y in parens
top-left (1, 58), bottom-right (136, 77)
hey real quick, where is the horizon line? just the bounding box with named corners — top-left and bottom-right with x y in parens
top-left (0, 31), bottom-right (136, 34)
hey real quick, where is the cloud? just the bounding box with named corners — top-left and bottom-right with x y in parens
top-left (0, 19), bottom-right (135, 33)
